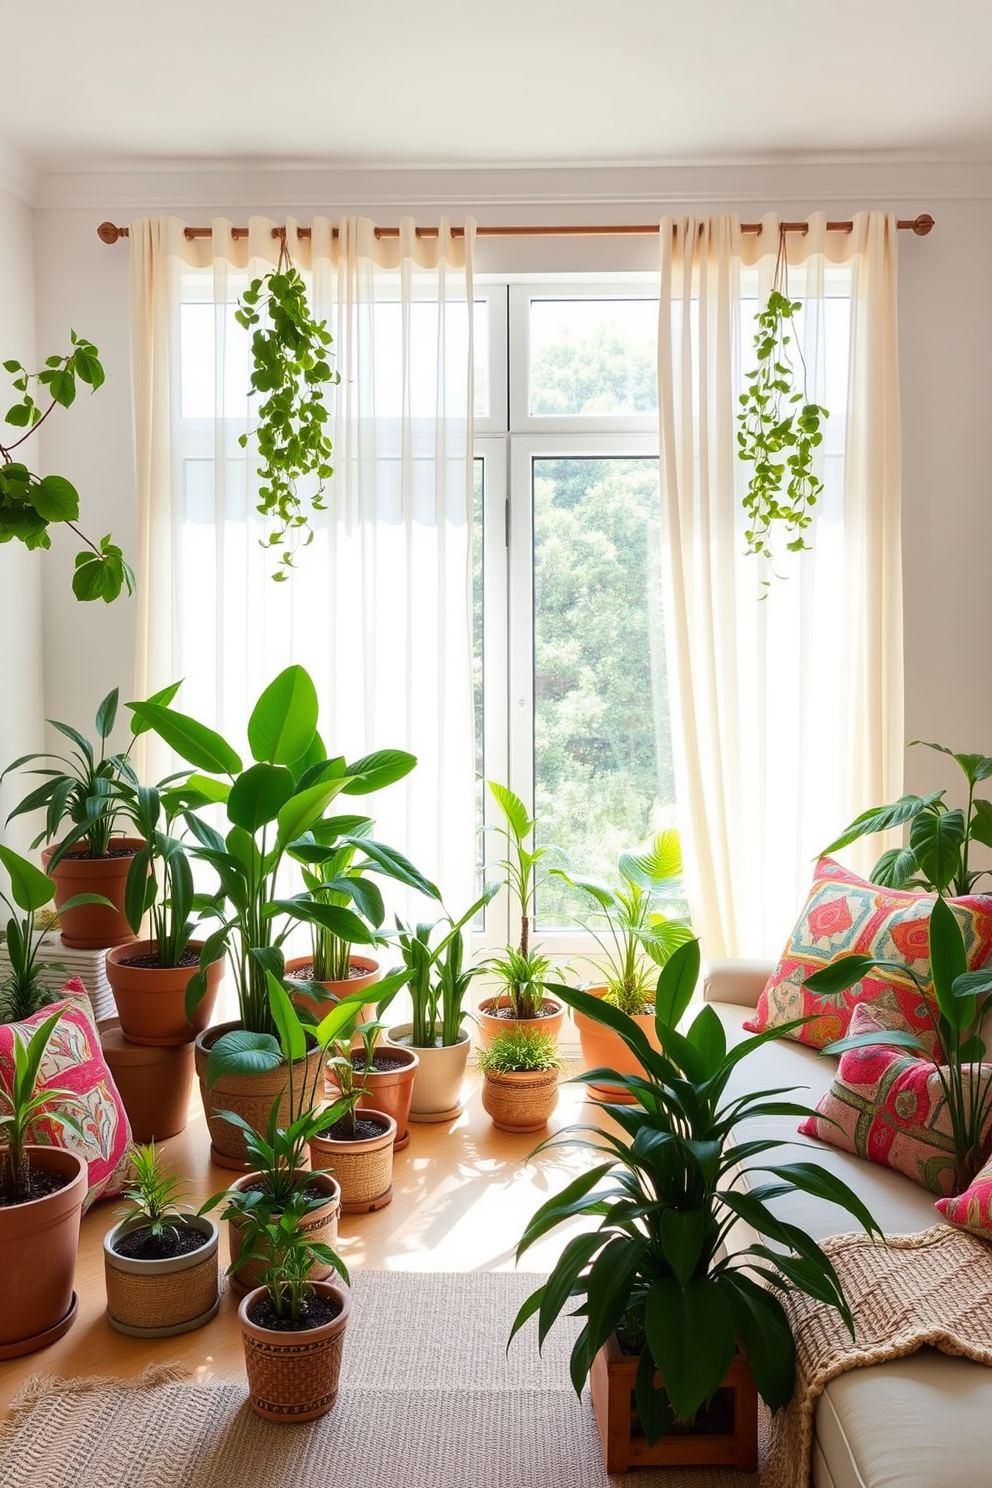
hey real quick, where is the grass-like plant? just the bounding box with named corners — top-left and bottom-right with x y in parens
top-left (396, 886), bottom-right (497, 1049)
top-left (477, 1027), bottom-right (561, 1075)
top-left (0, 844), bottom-right (112, 1021)
top-left (0, 1007), bottom-right (81, 1205)
top-left (117, 1143), bottom-right (194, 1250)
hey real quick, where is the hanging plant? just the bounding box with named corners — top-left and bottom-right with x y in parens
top-left (236, 238), bottom-right (340, 580)
top-left (736, 229), bottom-right (829, 575)
top-left (0, 334), bottom-right (135, 602)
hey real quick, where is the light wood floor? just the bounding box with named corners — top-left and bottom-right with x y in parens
top-left (0, 1067), bottom-right (598, 1412)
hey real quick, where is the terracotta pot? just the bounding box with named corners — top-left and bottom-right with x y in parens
top-left (383, 1024), bottom-right (470, 1122)
top-left (573, 986), bottom-right (663, 1104)
top-left (194, 1021), bottom-right (325, 1170)
top-left (105, 940), bottom-right (224, 1047)
top-left (239, 1278), bottom-right (350, 1423)
top-left (328, 1045), bottom-right (419, 1151)
top-left (308, 1108), bottom-right (396, 1213)
top-left (481, 1067), bottom-right (560, 1132)
top-left (0, 1146), bottom-right (86, 1358)
top-left (284, 954), bottom-right (380, 1026)
top-left (103, 1214), bottom-right (220, 1338)
top-left (476, 994), bottom-right (566, 1046)
top-left (100, 1023), bottom-right (194, 1141)
top-left (227, 1169), bottom-right (341, 1297)
top-left (43, 838), bottom-right (145, 951)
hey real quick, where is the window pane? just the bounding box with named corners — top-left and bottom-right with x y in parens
top-left (529, 299), bottom-right (658, 416)
top-left (532, 457), bottom-right (676, 926)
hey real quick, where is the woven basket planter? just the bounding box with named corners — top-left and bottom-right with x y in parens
top-left (194, 1021), bottom-right (324, 1169)
top-left (227, 1170), bottom-right (341, 1297)
top-left (103, 1214), bottom-right (219, 1338)
top-left (239, 1279), bottom-right (350, 1423)
top-left (308, 1109), bottom-right (396, 1213)
top-left (481, 1067), bottom-right (560, 1132)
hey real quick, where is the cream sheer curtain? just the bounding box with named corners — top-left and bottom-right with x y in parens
top-left (129, 215), bottom-right (477, 921)
top-left (658, 212), bottom-right (903, 959)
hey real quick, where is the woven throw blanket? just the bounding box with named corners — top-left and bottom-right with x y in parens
top-left (762, 1225), bottom-right (992, 1488)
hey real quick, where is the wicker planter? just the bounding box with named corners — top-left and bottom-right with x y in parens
top-left (194, 1022), bottom-right (324, 1170)
top-left (481, 1067), bottom-right (560, 1132)
top-left (105, 940), bottom-right (223, 1047)
top-left (239, 1279), bottom-right (350, 1423)
top-left (308, 1109), bottom-right (396, 1213)
top-left (103, 1214), bottom-right (220, 1338)
top-left (476, 994), bottom-right (566, 1046)
top-left (42, 838), bottom-right (144, 951)
top-left (227, 1170), bottom-right (341, 1297)
top-left (383, 1024), bottom-right (469, 1122)
top-left (100, 1024), bottom-right (194, 1141)
top-left (574, 986), bottom-right (663, 1104)
top-left (590, 1333), bottom-right (758, 1473)
top-left (0, 1147), bottom-right (86, 1359)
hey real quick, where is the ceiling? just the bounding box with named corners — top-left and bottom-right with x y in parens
top-left (3, 1), bottom-right (991, 179)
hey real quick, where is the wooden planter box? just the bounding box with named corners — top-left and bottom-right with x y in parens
top-left (590, 1333), bottom-right (758, 1473)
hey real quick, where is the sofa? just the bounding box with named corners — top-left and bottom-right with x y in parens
top-left (703, 959), bottom-right (991, 1488)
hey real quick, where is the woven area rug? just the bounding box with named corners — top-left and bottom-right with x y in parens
top-left (0, 1270), bottom-right (766, 1488)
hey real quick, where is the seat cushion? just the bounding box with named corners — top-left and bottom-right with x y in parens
top-left (936, 1149), bottom-right (992, 1238)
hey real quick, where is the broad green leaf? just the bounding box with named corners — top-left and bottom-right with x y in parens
top-left (910, 808), bottom-right (965, 893)
top-left (644, 1276), bottom-right (736, 1422)
top-left (127, 701), bottom-right (242, 775)
top-left (31, 475), bottom-right (79, 523)
top-left (821, 793), bottom-right (941, 855)
top-left (0, 845), bottom-right (56, 912)
top-left (686, 1004), bottom-right (727, 1077)
top-left (803, 955), bottom-right (878, 997)
top-left (276, 780), bottom-right (352, 853)
top-left (870, 846), bottom-right (920, 889)
top-left (265, 970), bottom-right (307, 1063)
top-left (660, 1208), bottom-right (706, 1285)
top-left (912, 741), bottom-right (992, 787)
top-left (762, 1163), bottom-right (880, 1237)
top-left (620, 828), bottom-right (682, 890)
top-left (227, 763), bottom-right (296, 831)
top-left (929, 894), bottom-right (968, 1027)
top-left (718, 1272), bottom-right (795, 1411)
top-left (269, 897), bottom-right (376, 945)
top-left (516, 1162), bottom-right (616, 1257)
top-left (247, 665), bottom-right (319, 765)
top-left (538, 1230), bottom-right (609, 1349)
top-left (585, 1234), bottom-right (649, 1350)
top-left (971, 798), bottom-right (992, 850)
top-left (205, 1029), bottom-right (282, 1089)
top-left (635, 1349), bottom-right (671, 1446)
top-left (654, 938), bottom-right (700, 1027)
top-left (488, 780), bottom-right (532, 839)
top-left (129, 680), bottom-right (183, 736)
top-left (341, 750), bottom-right (417, 795)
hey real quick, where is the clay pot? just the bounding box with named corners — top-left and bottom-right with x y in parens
top-left (284, 954), bottom-right (380, 1025)
top-left (226, 1169), bottom-right (341, 1297)
top-left (0, 1146), bottom-right (86, 1358)
top-left (103, 1215), bottom-right (220, 1338)
top-left (105, 940), bottom-right (224, 1047)
top-left (100, 1024), bottom-right (194, 1141)
top-left (194, 1021), bottom-right (325, 1170)
top-left (481, 1067), bottom-right (560, 1132)
top-left (308, 1109), bottom-right (396, 1213)
top-left (239, 1278), bottom-right (350, 1423)
top-left (476, 994), bottom-right (566, 1046)
top-left (573, 986), bottom-right (663, 1104)
top-left (43, 838), bottom-right (145, 951)
top-left (383, 1024), bottom-right (470, 1122)
top-left (328, 1045), bottom-right (419, 1151)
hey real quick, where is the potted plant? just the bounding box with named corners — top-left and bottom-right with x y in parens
top-left (550, 830), bottom-right (693, 1102)
top-left (0, 333), bottom-right (134, 601)
top-left (477, 782), bottom-right (565, 1040)
top-left (477, 1027), bottom-right (561, 1133)
top-left (102, 1142), bottom-right (219, 1338)
top-left (0, 1006), bottom-right (87, 1356)
top-left (510, 941), bottom-right (880, 1473)
top-left (347, 1016), bottom-right (419, 1152)
top-left (310, 1029), bottom-right (397, 1213)
top-left (237, 1200), bottom-right (350, 1423)
top-left (0, 844), bottom-right (112, 1022)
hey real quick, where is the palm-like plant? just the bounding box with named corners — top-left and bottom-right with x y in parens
top-left (117, 1144), bottom-right (193, 1252)
top-left (0, 1007), bottom-right (81, 1205)
top-left (396, 886), bottom-right (497, 1048)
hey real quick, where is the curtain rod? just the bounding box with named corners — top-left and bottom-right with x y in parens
top-left (96, 214), bottom-right (935, 245)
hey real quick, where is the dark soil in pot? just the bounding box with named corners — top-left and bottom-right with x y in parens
top-left (246, 1294), bottom-right (342, 1332)
top-left (112, 1225), bottom-right (212, 1262)
top-left (351, 1052), bottom-right (407, 1074)
top-left (286, 962), bottom-right (370, 982)
top-left (324, 1116), bottom-right (388, 1141)
top-left (114, 947), bottom-right (201, 969)
top-left (0, 1169), bottom-right (72, 1205)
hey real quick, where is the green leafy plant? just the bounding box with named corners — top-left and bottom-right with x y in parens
top-left (510, 942), bottom-right (879, 1440)
top-left (395, 886), bottom-right (498, 1048)
top-left (238, 1195), bottom-right (348, 1323)
top-left (0, 336), bottom-right (135, 602)
top-left (0, 844), bottom-right (111, 1020)
top-left (117, 1143), bottom-right (194, 1250)
top-left (0, 1007), bottom-right (82, 1205)
top-left (486, 781), bottom-right (565, 1018)
top-left (476, 1026), bottom-right (561, 1075)
top-left (486, 944), bottom-right (555, 1022)
top-left (236, 255), bottom-right (340, 579)
top-left (822, 741), bottom-right (992, 895)
top-left (551, 829), bottom-right (693, 1016)
top-left (736, 233), bottom-right (828, 573)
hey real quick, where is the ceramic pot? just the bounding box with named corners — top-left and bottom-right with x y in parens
top-left (308, 1108), bottom-right (396, 1213)
top-left (328, 1045), bottom-right (419, 1151)
top-left (194, 1021), bottom-right (325, 1169)
top-left (481, 1067), bottom-right (560, 1132)
top-left (226, 1169), bottom-right (341, 1297)
top-left (42, 838), bottom-right (145, 950)
top-left (103, 1214), bottom-right (220, 1338)
top-left (105, 940), bottom-right (224, 1046)
top-left (239, 1279), bottom-right (350, 1423)
top-left (476, 994), bottom-right (566, 1046)
top-left (0, 1146), bottom-right (86, 1358)
top-left (284, 954), bottom-right (380, 1025)
top-left (573, 986), bottom-right (663, 1103)
top-left (383, 1024), bottom-right (470, 1122)
top-left (100, 1023), bottom-right (194, 1140)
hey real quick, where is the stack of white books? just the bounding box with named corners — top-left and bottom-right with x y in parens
top-left (0, 930), bottom-right (116, 1023)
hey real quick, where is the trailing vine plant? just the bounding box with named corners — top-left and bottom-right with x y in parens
top-left (736, 228), bottom-right (829, 580)
top-left (0, 334), bottom-right (135, 602)
top-left (236, 235), bottom-right (340, 579)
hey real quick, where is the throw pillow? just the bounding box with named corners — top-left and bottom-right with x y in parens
top-left (743, 856), bottom-right (992, 1054)
top-left (0, 982), bottom-right (132, 1211)
top-left (798, 1005), bottom-right (992, 1197)
top-left (936, 1154), bottom-right (992, 1239)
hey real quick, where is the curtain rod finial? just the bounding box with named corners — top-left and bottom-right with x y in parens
top-left (97, 221), bottom-right (124, 244)
top-left (912, 213), bottom-right (935, 236)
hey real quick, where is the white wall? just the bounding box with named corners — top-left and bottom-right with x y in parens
top-left (24, 159), bottom-right (992, 815)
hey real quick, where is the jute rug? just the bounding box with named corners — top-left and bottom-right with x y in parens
top-left (0, 1270), bottom-right (766, 1488)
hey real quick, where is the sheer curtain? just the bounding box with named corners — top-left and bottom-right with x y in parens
top-left (129, 215), bottom-right (478, 921)
top-left (658, 212), bottom-right (903, 959)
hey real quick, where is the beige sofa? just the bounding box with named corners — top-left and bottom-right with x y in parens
top-left (704, 960), bottom-right (990, 1488)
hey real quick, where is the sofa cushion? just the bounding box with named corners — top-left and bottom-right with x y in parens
top-left (936, 1150), bottom-right (992, 1239)
top-left (743, 856), bottom-right (992, 1055)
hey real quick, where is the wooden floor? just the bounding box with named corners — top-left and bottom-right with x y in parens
top-left (0, 1067), bottom-right (598, 1413)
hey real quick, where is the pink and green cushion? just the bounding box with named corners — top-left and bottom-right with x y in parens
top-left (937, 1153), bottom-right (992, 1238)
top-left (798, 1005), bottom-right (992, 1197)
top-left (0, 982), bottom-right (131, 1211)
top-left (743, 856), bottom-right (992, 1054)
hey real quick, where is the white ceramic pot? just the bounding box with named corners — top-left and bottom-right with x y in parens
top-left (382, 1024), bottom-right (470, 1122)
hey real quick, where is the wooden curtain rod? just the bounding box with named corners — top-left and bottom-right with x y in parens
top-left (97, 213), bottom-right (935, 245)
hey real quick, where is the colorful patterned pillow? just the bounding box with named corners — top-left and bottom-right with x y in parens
top-left (798, 1005), bottom-right (992, 1197)
top-left (743, 856), bottom-right (992, 1054)
top-left (936, 1153), bottom-right (992, 1238)
top-left (0, 983), bottom-right (131, 1211)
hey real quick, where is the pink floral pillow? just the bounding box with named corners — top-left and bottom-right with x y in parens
top-left (0, 983), bottom-right (131, 1211)
top-left (798, 1006), bottom-right (992, 1197)
top-left (937, 1154), bottom-right (992, 1238)
top-left (743, 856), bottom-right (992, 1053)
